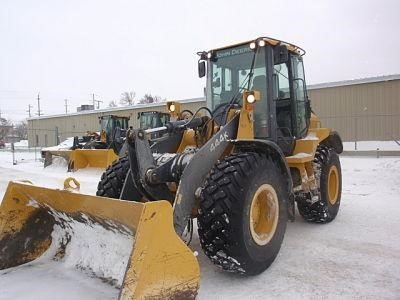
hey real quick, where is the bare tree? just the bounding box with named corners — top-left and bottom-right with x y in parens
top-left (120, 91), bottom-right (135, 106)
top-left (138, 93), bottom-right (163, 104)
top-left (0, 118), bottom-right (13, 139)
top-left (14, 121), bottom-right (28, 139)
top-left (108, 100), bottom-right (118, 107)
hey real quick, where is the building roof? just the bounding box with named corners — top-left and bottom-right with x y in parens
top-left (27, 97), bottom-right (205, 121)
top-left (308, 74), bottom-right (400, 90)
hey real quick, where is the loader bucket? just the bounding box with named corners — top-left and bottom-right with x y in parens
top-left (0, 181), bottom-right (200, 299)
top-left (69, 149), bottom-right (119, 171)
top-left (43, 150), bottom-right (73, 167)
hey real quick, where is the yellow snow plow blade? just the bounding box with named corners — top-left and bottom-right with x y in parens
top-left (0, 181), bottom-right (200, 299)
top-left (69, 149), bottom-right (119, 171)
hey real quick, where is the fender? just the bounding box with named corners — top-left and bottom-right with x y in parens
top-left (321, 131), bottom-right (343, 154)
top-left (232, 139), bottom-right (295, 221)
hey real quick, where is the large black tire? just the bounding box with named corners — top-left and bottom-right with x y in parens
top-left (96, 156), bottom-right (141, 200)
top-left (297, 146), bottom-right (342, 223)
top-left (198, 152), bottom-right (288, 275)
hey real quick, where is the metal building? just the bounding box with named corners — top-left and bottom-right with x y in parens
top-left (27, 98), bottom-right (205, 147)
top-left (308, 74), bottom-right (400, 142)
top-left (27, 74), bottom-right (400, 147)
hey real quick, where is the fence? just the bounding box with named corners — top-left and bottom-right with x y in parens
top-left (27, 127), bottom-right (94, 148)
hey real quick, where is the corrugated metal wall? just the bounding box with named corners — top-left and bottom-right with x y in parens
top-left (27, 77), bottom-right (400, 147)
top-left (27, 99), bottom-right (205, 147)
top-left (308, 79), bottom-right (400, 141)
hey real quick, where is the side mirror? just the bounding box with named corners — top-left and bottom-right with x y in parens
top-left (274, 45), bottom-right (289, 65)
top-left (198, 61), bottom-right (206, 78)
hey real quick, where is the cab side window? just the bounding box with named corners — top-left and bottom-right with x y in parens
top-left (274, 63), bottom-right (292, 136)
top-left (291, 55), bottom-right (308, 137)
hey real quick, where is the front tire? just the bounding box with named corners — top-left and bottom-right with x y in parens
top-left (96, 156), bottom-right (141, 200)
top-left (297, 146), bottom-right (342, 223)
top-left (198, 152), bottom-right (288, 275)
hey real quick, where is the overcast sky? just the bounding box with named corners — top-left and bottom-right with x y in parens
top-left (1, 0), bottom-right (399, 121)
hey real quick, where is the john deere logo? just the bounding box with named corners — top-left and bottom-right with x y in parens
top-left (216, 46), bottom-right (251, 59)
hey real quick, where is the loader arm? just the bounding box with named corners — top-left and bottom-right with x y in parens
top-left (126, 129), bottom-right (173, 202)
top-left (173, 113), bottom-right (239, 235)
top-left (121, 113), bottom-right (240, 236)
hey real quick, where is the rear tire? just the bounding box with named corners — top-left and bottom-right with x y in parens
top-left (96, 156), bottom-right (141, 200)
top-left (297, 146), bottom-right (342, 223)
top-left (198, 152), bottom-right (288, 275)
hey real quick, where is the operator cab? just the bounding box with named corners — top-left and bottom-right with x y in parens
top-left (198, 37), bottom-right (311, 155)
top-left (138, 111), bottom-right (171, 130)
top-left (99, 115), bottom-right (130, 143)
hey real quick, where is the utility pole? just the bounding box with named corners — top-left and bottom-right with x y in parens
top-left (64, 99), bottom-right (68, 114)
top-left (26, 104), bottom-right (33, 117)
top-left (37, 93), bottom-right (42, 116)
top-left (92, 93), bottom-right (103, 109)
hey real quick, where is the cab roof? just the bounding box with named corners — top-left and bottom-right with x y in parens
top-left (210, 36), bottom-right (305, 56)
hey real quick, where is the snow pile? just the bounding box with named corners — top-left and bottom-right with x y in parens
top-left (0, 261), bottom-right (118, 300)
top-left (45, 155), bottom-right (69, 168)
top-left (287, 152), bottom-right (312, 159)
top-left (42, 137), bottom-right (74, 152)
top-left (44, 208), bottom-right (134, 287)
top-left (13, 140), bottom-right (29, 148)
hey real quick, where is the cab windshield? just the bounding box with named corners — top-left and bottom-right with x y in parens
top-left (101, 117), bottom-right (128, 136)
top-left (206, 44), bottom-right (267, 112)
top-left (101, 118), bottom-right (113, 135)
top-left (140, 112), bottom-right (170, 129)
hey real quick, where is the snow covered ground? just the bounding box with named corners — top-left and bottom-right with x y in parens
top-left (0, 147), bottom-right (399, 299)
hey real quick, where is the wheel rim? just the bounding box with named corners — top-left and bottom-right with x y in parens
top-left (249, 184), bottom-right (279, 246)
top-left (328, 165), bottom-right (339, 205)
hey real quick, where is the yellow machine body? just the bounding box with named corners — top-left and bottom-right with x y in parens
top-left (69, 149), bottom-right (119, 171)
top-left (43, 149), bottom-right (119, 171)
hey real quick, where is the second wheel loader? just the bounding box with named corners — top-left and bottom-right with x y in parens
top-left (42, 114), bottom-right (130, 171)
top-left (1, 36), bottom-right (343, 299)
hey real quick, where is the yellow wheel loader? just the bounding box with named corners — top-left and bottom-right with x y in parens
top-left (42, 115), bottom-right (129, 171)
top-left (67, 114), bottom-right (131, 171)
top-left (1, 37), bottom-right (343, 298)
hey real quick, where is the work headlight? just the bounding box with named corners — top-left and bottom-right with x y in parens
top-left (246, 94), bottom-right (256, 104)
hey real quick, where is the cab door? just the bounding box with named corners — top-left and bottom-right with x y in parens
top-left (290, 55), bottom-right (310, 138)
